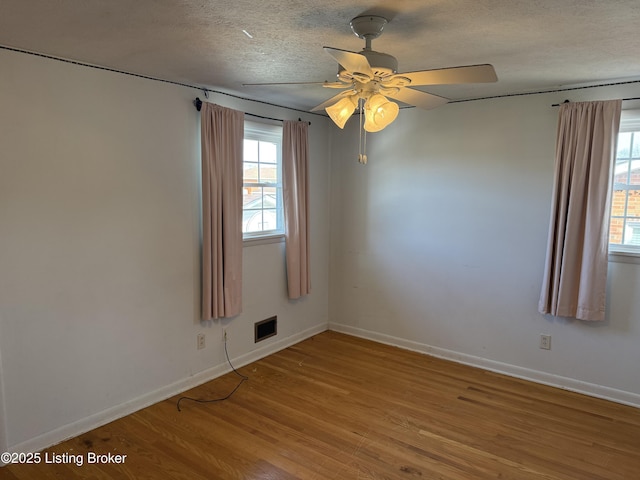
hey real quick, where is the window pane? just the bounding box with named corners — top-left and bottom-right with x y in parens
top-left (632, 132), bottom-right (640, 158)
top-left (609, 218), bottom-right (624, 245)
top-left (259, 163), bottom-right (278, 183)
top-left (243, 187), bottom-right (263, 209)
top-left (627, 190), bottom-right (640, 217)
top-left (613, 165), bottom-right (628, 184)
top-left (611, 189), bottom-right (627, 217)
top-left (244, 210), bottom-right (264, 233)
top-left (262, 187), bottom-right (278, 208)
top-left (630, 160), bottom-right (640, 185)
top-left (259, 141), bottom-right (277, 163)
top-left (617, 132), bottom-right (632, 159)
top-left (243, 162), bottom-right (259, 183)
top-left (244, 139), bottom-right (258, 162)
top-left (610, 131), bottom-right (640, 250)
top-left (242, 209), bottom-right (257, 227)
top-left (624, 219), bottom-right (640, 245)
top-left (261, 209), bottom-right (279, 231)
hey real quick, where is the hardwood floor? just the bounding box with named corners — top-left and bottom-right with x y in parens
top-left (3, 331), bottom-right (640, 479)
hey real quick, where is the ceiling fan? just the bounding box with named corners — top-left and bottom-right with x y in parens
top-left (244, 15), bottom-right (498, 133)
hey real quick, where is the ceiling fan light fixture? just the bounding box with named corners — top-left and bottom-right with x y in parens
top-left (364, 94), bottom-right (399, 132)
top-left (326, 95), bottom-right (358, 128)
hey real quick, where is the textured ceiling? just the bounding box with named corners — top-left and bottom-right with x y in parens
top-left (1, 0), bottom-right (640, 112)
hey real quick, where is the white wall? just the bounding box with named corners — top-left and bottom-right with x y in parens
top-left (0, 49), bottom-right (330, 452)
top-left (0, 340), bottom-right (7, 454)
top-left (329, 86), bottom-right (640, 406)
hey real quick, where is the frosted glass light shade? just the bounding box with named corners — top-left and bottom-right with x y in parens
top-left (326, 96), bottom-right (358, 129)
top-left (364, 94), bottom-right (399, 132)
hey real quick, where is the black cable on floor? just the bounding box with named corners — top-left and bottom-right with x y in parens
top-left (176, 337), bottom-right (248, 411)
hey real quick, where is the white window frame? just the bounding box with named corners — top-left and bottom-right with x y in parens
top-left (242, 121), bottom-right (284, 242)
top-left (609, 109), bottom-right (640, 259)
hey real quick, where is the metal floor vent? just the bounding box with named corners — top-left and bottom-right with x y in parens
top-left (255, 316), bottom-right (277, 343)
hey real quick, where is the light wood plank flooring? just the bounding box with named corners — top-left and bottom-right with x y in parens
top-left (3, 331), bottom-right (640, 479)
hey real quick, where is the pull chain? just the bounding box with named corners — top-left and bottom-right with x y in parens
top-left (358, 98), bottom-right (367, 164)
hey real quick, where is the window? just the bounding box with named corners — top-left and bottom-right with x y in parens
top-left (609, 111), bottom-right (640, 254)
top-left (243, 122), bottom-right (284, 239)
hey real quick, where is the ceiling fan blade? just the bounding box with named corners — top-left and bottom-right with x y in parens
top-left (311, 90), bottom-right (357, 112)
top-left (322, 81), bottom-right (352, 89)
top-left (243, 81), bottom-right (336, 87)
top-left (243, 80), bottom-right (351, 90)
top-left (388, 64), bottom-right (498, 87)
top-left (323, 47), bottom-right (373, 80)
top-left (385, 88), bottom-right (449, 110)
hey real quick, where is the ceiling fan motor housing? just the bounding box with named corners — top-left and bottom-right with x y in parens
top-left (338, 50), bottom-right (398, 83)
top-left (361, 50), bottom-right (398, 77)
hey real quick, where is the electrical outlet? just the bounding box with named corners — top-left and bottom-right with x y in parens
top-left (222, 327), bottom-right (228, 343)
top-left (197, 333), bottom-right (205, 350)
top-left (540, 334), bottom-right (551, 350)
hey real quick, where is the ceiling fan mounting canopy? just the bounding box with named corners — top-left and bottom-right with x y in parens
top-left (350, 15), bottom-right (388, 42)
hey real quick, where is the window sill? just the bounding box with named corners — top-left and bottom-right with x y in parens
top-left (608, 249), bottom-right (640, 264)
top-left (243, 233), bottom-right (285, 247)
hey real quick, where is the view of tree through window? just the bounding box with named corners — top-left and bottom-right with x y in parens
top-left (610, 130), bottom-right (640, 248)
top-left (242, 126), bottom-right (283, 237)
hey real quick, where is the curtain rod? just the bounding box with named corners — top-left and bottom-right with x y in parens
top-left (193, 97), bottom-right (310, 125)
top-left (552, 97), bottom-right (640, 107)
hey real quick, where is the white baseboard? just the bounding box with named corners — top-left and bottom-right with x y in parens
top-left (329, 322), bottom-right (640, 409)
top-left (5, 323), bottom-right (328, 457)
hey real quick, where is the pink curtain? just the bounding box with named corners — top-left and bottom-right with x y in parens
top-left (201, 103), bottom-right (244, 319)
top-left (539, 100), bottom-right (621, 321)
top-left (283, 120), bottom-right (311, 299)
